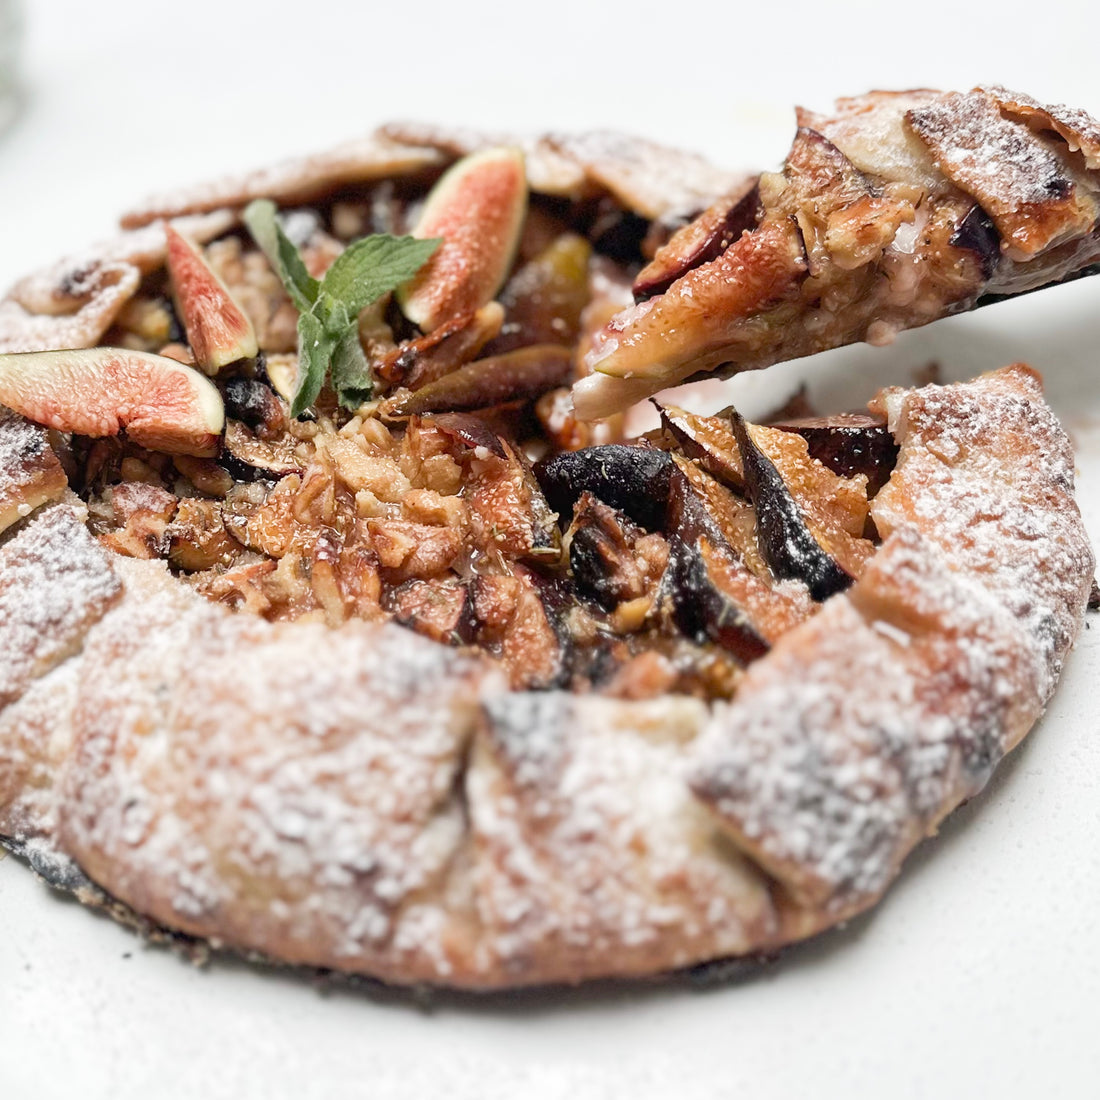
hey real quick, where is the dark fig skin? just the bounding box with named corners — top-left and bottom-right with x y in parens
top-left (950, 204), bottom-right (1002, 280)
top-left (223, 376), bottom-right (286, 434)
top-left (535, 444), bottom-right (675, 532)
top-left (664, 534), bottom-right (770, 664)
top-left (767, 413), bottom-right (899, 493)
top-left (729, 408), bottom-right (853, 601)
top-left (633, 180), bottom-right (761, 302)
top-left (662, 466), bottom-right (785, 662)
top-left (381, 344), bottom-right (572, 417)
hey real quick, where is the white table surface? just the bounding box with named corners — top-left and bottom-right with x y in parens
top-left (1, 2), bottom-right (1098, 1097)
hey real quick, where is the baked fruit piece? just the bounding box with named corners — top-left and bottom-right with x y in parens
top-left (574, 86), bottom-right (1100, 418)
top-left (0, 112), bottom-right (1094, 989)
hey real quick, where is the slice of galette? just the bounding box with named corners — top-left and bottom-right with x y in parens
top-left (0, 106), bottom-right (1093, 989)
top-left (573, 85), bottom-right (1100, 418)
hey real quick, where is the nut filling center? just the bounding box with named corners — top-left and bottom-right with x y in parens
top-left (61, 184), bottom-right (891, 700)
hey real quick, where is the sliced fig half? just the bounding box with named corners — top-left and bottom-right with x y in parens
top-left (661, 467), bottom-right (811, 662)
top-left (165, 225), bottom-right (258, 375)
top-left (397, 146), bottom-right (528, 332)
top-left (0, 348), bottom-right (225, 457)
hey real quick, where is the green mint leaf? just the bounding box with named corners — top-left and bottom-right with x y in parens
top-left (331, 326), bottom-right (374, 411)
top-left (244, 205), bottom-right (440, 419)
top-left (318, 293), bottom-right (351, 339)
top-left (243, 199), bottom-right (319, 312)
top-left (291, 309), bottom-right (335, 418)
top-left (320, 234), bottom-right (441, 319)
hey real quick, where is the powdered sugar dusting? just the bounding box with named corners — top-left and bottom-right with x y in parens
top-left (0, 657), bottom-right (81, 846)
top-left (0, 503), bottom-right (121, 711)
top-left (699, 527), bottom-right (1041, 910)
top-left (906, 90), bottom-right (1098, 256)
top-left (691, 367), bottom-right (1093, 915)
top-left (874, 366), bottom-right (1095, 702)
top-left (981, 85), bottom-right (1100, 172)
top-left (469, 692), bottom-right (777, 983)
top-left (58, 557), bottom-right (495, 984)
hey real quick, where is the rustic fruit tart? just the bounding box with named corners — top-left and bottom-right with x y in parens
top-left (0, 86), bottom-right (1095, 988)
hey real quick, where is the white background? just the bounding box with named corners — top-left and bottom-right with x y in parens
top-left (1, 1), bottom-right (1098, 1097)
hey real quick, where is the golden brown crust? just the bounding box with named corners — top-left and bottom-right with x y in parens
top-left (693, 366), bottom-right (1092, 919)
top-left (905, 90), bottom-right (1098, 259)
top-left (0, 410), bottom-right (67, 535)
top-left (0, 212), bottom-right (236, 355)
top-left (119, 135), bottom-right (447, 230)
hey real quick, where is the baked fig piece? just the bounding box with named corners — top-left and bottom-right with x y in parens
top-left (536, 443), bottom-right (676, 531)
top-left (574, 86), bottom-right (1100, 418)
top-left (729, 408), bottom-right (855, 601)
top-left (767, 413), bottom-right (898, 493)
top-left (379, 344), bottom-right (573, 417)
top-left (661, 461), bottom-right (813, 657)
top-left (656, 402), bottom-right (747, 493)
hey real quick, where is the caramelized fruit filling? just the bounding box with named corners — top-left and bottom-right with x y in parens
top-left (54, 165), bottom-right (893, 699)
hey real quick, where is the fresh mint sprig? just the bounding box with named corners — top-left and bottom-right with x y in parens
top-left (243, 199), bottom-right (439, 417)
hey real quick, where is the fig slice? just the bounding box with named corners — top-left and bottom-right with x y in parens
top-left (767, 412), bottom-right (898, 493)
top-left (728, 408), bottom-right (851, 601)
top-left (374, 302), bottom-right (505, 391)
top-left (379, 344), bottom-right (572, 418)
top-left (481, 232), bottom-right (592, 356)
top-left (164, 225), bottom-right (258, 375)
top-left (397, 146), bottom-right (528, 332)
top-left (0, 348), bottom-right (225, 457)
top-left (662, 465), bottom-right (812, 659)
top-left (633, 179), bottom-right (761, 302)
top-left (655, 402), bottom-right (746, 493)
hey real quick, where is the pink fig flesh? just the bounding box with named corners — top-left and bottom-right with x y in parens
top-left (0, 348), bottom-right (226, 457)
top-left (398, 147), bottom-right (528, 332)
top-left (165, 224), bottom-right (258, 374)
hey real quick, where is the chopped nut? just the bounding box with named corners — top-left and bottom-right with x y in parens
top-left (167, 498), bottom-right (240, 571)
top-left (367, 519), bottom-right (464, 579)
